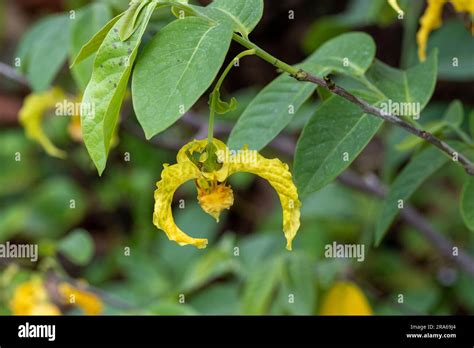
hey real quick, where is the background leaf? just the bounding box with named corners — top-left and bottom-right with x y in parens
top-left (461, 177), bottom-right (474, 232)
top-left (132, 16), bottom-right (233, 138)
top-left (58, 228), bottom-right (95, 265)
top-left (375, 147), bottom-right (449, 245)
top-left (16, 14), bottom-right (70, 91)
top-left (70, 3), bottom-right (112, 90)
top-left (228, 32), bottom-right (376, 150)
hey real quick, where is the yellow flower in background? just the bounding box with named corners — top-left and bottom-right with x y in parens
top-left (9, 278), bottom-right (60, 315)
top-left (320, 281), bottom-right (373, 315)
top-left (19, 87), bottom-right (67, 158)
top-left (417, 0), bottom-right (473, 61)
top-left (58, 282), bottom-right (103, 315)
top-left (153, 138), bottom-right (301, 250)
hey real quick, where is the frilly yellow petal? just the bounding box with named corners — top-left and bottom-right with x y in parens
top-left (417, 0), bottom-right (447, 61)
top-left (228, 150), bottom-right (301, 250)
top-left (388, 0), bottom-right (404, 15)
top-left (320, 282), bottom-right (373, 315)
top-left (9, 278), bottom-right (60, 315)
top-left (19, 87), bottom-right (67, 158)
top-left (153, 161), bottom-right (208, 248)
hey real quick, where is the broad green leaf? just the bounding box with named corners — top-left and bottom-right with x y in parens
top-left (81, 2), bottom-right (157, 174)
top-left (228, 32), bottom-right (376, 150)
top-left (70, 3), bottom-right (112, 90)
top-left (295, 96), bottom-right (383, 196)
top-left (118, 0), bottom-right (149, 41)
top-left (198, 0), bottom-right (264, 38)
top-left (70, 12), bottom-right (125, 68)
top-left (16, 14), bottom-right (70, 91)
top-left (365, 50), bottom-right (438, 115)
top-left (132, 16), bottom-right (233, 139)
top-left (444, 99), bottom-right (463, 127)
top-left (281, 253), bottom-right (316, 315)
top-left (294, 51), bottom-right (438, 196)
top-left (428, 19), bottom-right (474, 81)
top-left (58, 228), bottom-right (95, 265)
top-left (375, 147), bottom-right (449, 245)
top-left (241, 257), bottom-right (282, 315)
top-left (461, 177), bottom-right (474, 232)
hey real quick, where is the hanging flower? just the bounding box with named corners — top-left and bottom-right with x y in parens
top-left (153, 138), bottom-right (301, 250)
top-left (19, 87), bottom-right (67, 158)
top-left (9, 278), bottom-right (60, 315)
top-left (320, 281), bottom-right (373, 315)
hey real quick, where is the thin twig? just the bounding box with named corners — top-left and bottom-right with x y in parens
top-left (0, 62), bottom-right (29, 88)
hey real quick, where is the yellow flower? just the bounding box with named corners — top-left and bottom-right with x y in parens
top-left (153, 138), bottom-right (301, 250)
top-left (388, 0), bottom-right (404, 16)
top-left (320, 281), bottom-right (373, 315)
top-left (58, 282), bottom-right (103, 315)
top-left (10, 278), bottom-right (60, 315)
top-left (19, 87), bottom-right (67, 158)
top-left (417, 0), bottom-right (474, 61)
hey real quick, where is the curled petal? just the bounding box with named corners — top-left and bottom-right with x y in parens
top-left (19, 87), bottom-right (67, 158)
top-left (228, 150), bottom-right (301, 250)
top-left (153, 161), bottom-right (208, 248)
top-left (417, 0), bottom-right (447, 61)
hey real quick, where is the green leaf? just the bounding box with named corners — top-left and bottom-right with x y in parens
top-left (444, 99), bottom-right (464, 127)
top-left (70, 12), bottom-right (125, 68)
top-left (375, 147), bottom-right (449, 245)
top-left (470, 110), bottom-right (474, 139)
top-left (81, 2), bottom-right (157, 175)
top-left (17, 14), bottom-right (70, 91)
top-left (396, 120), bottom-right (446, 151)
top-left (294, 51), bottom-right (438, 196)
top-left (197, 0), bottom-right (264, 38)
top-left (132, 16), bottom-right (233, 139)
top-left (228, 32), bottom-right (376, 151)
top-left (118, 0), bottom-right (149, 41)
top-left (241, 257), bottom-right (282, 315)
top-left (70, 3), bottom-right (112, 90)
top-left (57, 228), bottom-right (95, 265)
top-left (210, 90), bottom-right (237, 114)
top-left (461, 177), bottom-right (474, 232)
top-left (428, 19), bottom-right (474, 81)
top-left (396, 100), bottom-right (462, 151)
top-left (281, 253), bottom-right (316, 315)
top-left (295, 96), bottom-right (383, 195)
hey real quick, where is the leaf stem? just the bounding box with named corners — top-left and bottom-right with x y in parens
top-left (231, 34), bottom-right (474, 176)
top-left (208, 49), bottom-right (256, 143)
